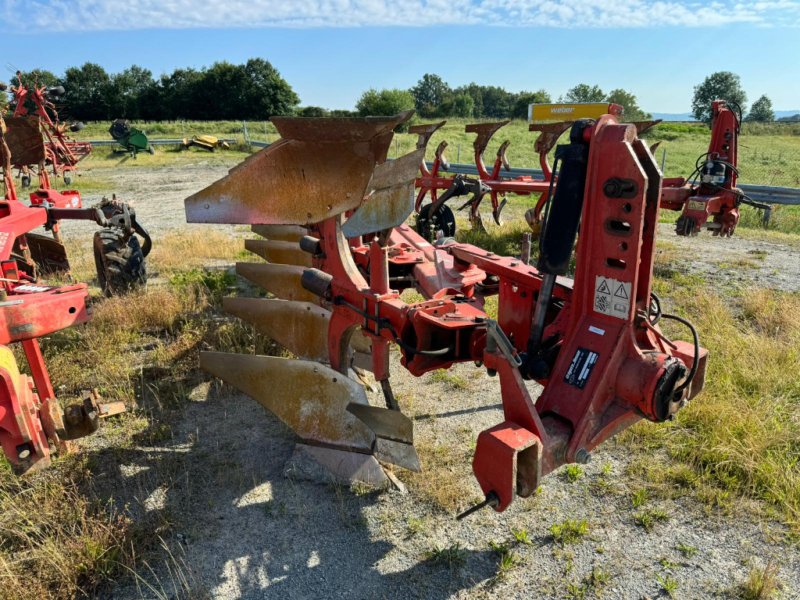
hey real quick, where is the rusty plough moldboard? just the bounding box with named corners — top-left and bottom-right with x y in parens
top-left (185, 110), bottom-right (707, 516)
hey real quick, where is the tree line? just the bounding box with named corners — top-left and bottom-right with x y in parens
top-left (9, 60), bottom-right (299, 121)
top-left (3, 62), bottom-right (782, 125)
top-left (349, 74), bottom-right (651, 122)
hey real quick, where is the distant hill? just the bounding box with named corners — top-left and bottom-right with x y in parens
top-left (651, 110), bottom-right (800, 122)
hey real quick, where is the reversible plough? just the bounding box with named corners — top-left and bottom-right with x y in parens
top-left (415, 101), bottom-right (764, 240)
top-left (413, 103), bottom-right (662, 240)
top-left (186, 110), bottom-right (707, 516)
top-left (10, 72), bottom-right (92, 187)
top-left (0, 110), bottom-right (119, 474)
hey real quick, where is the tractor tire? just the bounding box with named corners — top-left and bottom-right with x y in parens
top-left (63, 174), bottom-right (72, 186)
top-left (93, 228), bottom-right (147, 297)
top-left (20, 174), bottom-right (31, 188)
top-left (148, 146), bottom-right (155, 155)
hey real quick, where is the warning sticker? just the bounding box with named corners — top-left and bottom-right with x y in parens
top-left (687, 199), bottom-right (707, 212)
top-left (564, 347), bottom-right (599, 389)
top-left (594, 275), bottom-right (631, 320)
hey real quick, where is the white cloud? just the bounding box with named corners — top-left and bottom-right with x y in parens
top-left (2, 0), bottom-right (799, 31)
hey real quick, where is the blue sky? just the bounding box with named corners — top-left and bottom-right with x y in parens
top-left (1, 0), bottom-right (799, 113)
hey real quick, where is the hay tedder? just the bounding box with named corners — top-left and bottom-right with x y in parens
top-left (0, 111), bottom-right (121, 473)
top-left (10, 72), bottom-right (92, 187)
top-left (2, 109), bottom-right (151, 295)
top-left (186, 110), bottom-right (707, 516)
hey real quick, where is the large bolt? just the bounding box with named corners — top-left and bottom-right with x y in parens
top-left (575, 448), bottom-right (592, 464)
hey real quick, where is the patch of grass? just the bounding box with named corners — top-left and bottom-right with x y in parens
top-left (623, 286), bottom-right (800, 533)
top-left (489, 540), bottom-right (519, 578)
top-left (563, 464), bottom-right (583, 483)
top-left (511, 527), bottom-right (532, 545)
top-left (400, 443), bottom-right (473, 511)
top-left (738, 561), bottom-right (781, 600)
top-left (676, 542), bottom-right (698, 558)
top-left (0, 459), bottom-right (133, 600)
top-left (425, 543), bottom-right (467, 568)
top-left (659, 557), bottom-right (679, 570)
top-left (550, 519), bottom-right (589, 545)
top-left (148, 229), bottom-right (245, 273)
top-left (657, 573), bottom-right (679, 598)
top-left (634, 508), bottom-right (670, 532)
top-left (588, 566), bottom-right (612, 589)
top-left (456, 220), bottom-right (531, 258)
top-left (406, 517), bottom-right (426, 536)
top-left (631, 488), bottom-right (648, 508)
top-left (428, 369), bottom-right (470, 390)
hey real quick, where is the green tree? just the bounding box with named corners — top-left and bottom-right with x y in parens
top-left (606, 88), bottom-right (651, 121)
top-left (478, 86), bottom-right (515, 118)
top-left (745, 94), bottom-right (774, 122)
top-left (158, 68), bottom-right (204, 119)
top-left (297, 106), bottom-right (329, 117)
top-left (451, 94), bottom-right (475, 118)
top-left (356, 88), bottom-right (414, 116)
top-left (242, 58), bottom-right (299, 119)
top-left (512, 89), bottom-right (552, 119)
top-left (691, 71), bottom-right (747, 123)
top-left (410, 73), bottom-right (452, 117)
top-left (454, 83), bottom-right (484, 117)
top-left (62, 62), bottom-right (112, 121)
top-left (107, 66), bottom-right (155, 119)
top-left (565, 83), bottom-right (605, 103)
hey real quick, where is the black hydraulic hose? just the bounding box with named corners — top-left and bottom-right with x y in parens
top-left (661, 313), bottom-right (700, 394)
top-left (132, 219), bottom-right (152, 258)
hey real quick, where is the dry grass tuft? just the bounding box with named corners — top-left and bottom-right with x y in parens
top-left (401, 442), bottom-right (476, 512)
top-left (0, 460), bottom-right (132, 600)
top-left (738, 560), bottom-right (781, 600)
top-left (148, 229), bottom-right (244, 272)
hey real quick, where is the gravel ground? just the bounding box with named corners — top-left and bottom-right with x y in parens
top-left (60, 162), bottom-right (799, 599)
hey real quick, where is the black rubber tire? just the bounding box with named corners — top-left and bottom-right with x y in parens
top-left (93, 228), bottom-right (147, 297)
top-left (415, 203), bottom-right (456, 242)
top-left (20, 174), bottom-right (31, 188)
top-left (63, 174), bottom-right (72, 186)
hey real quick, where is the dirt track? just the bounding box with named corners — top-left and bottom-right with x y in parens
top-left (66, 162), bottom-right (800, 599)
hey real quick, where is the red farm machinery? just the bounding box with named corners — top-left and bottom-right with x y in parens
top-left (185, 110), bottom-right (707, 516)
top-left (10, 71), bottom-right (92, 187)
top-left (414, 101), bottom-right (765, 240)
top-left (2, 78), bottom-right (151, 296)
top-left (0, 108), bottom-right (122, 473)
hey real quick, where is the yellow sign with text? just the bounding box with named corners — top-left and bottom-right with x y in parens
top-left (529, 103), bottom-right (621, 122)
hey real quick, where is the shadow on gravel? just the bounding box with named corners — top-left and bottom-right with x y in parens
top-left (87, 383), bottom-right (497, 599)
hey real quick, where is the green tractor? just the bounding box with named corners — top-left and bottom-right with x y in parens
top-left (109, 119), bottom-right (154, 157)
